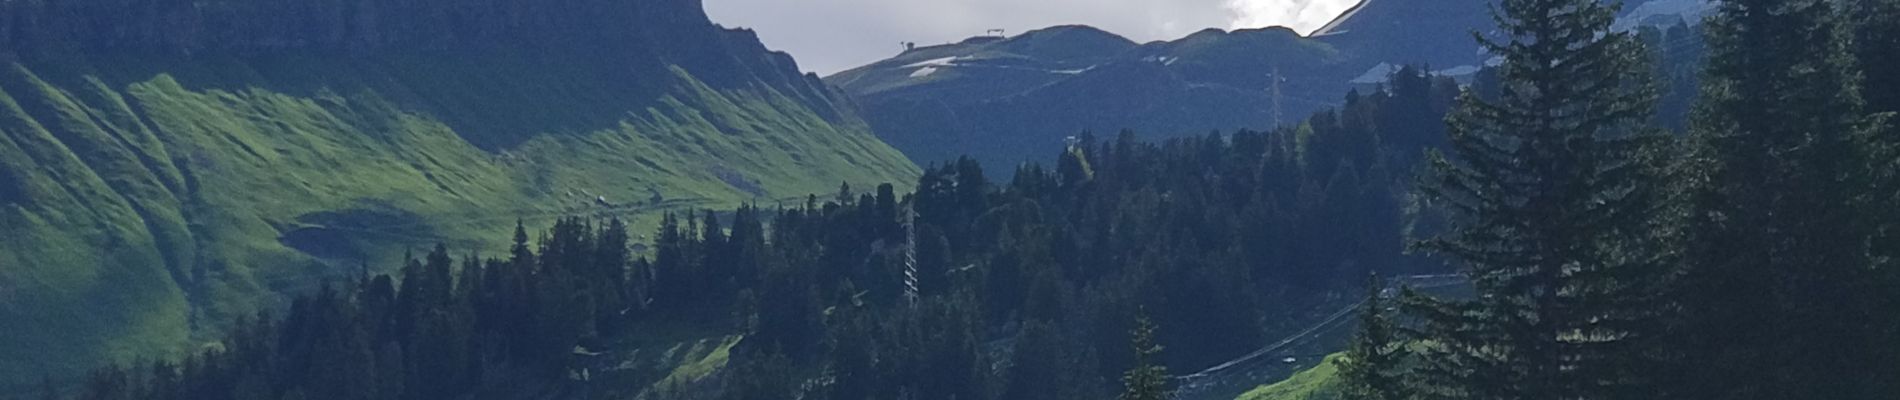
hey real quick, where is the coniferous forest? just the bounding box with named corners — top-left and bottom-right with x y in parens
top-left (1339, 0), bottom-right (1900, 400)
top-left (43, 65), bottom-right (1460, 400)
top-left (24, 0), bottom-right (1900, 399)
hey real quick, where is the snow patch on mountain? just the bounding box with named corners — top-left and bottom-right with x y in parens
top-left (1351, 62), bottom-right (1490, 85)
top-left (1434, 65), bottom-right (1481, 76)
top-left (1614, 0), bottom-right (1716, 31)
top-left (903, 56), bottom-right (966, 69)
top-left (1351, 62), bottom-right (1397, 84)
top-left (1143, 55), bottom-right (1181, 65)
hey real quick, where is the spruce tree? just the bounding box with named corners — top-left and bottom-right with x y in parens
top-left (1678, 0), bottom-right (1890, 398)
top-left (1852, 4), bottom-right (1900, 391)
top-left (593, 218), bottom-right (630, 334)
top-left (1337, 273), bottom-right (1403, 400)
top-left (1407, 0), bottom-right (1670, 398)
top-left (1854, 0), bottom-right (1900, 115)
top-left (1116, 311), bottom-right (1168, 400)
top-left (510, 219), bottom-right (534, 267)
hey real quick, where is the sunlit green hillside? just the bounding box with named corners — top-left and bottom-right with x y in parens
top-left (1234, 353), bottom-right (1342, 400)
top-left (0, 50), bottom-right (917, 389)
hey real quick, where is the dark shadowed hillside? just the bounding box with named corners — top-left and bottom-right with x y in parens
top-left (1308, 0), bottom-right (1499, 68)
top-left (831, 0), bottom-right (1711, 172)
top-left (828, 25), bottom-right (1352, 171)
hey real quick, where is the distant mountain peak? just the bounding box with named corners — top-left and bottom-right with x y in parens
top-left (993, 25), bottom-right (1139, 63)
top-left (1203, 26), bottom-right (1306, 38)
top-left (1017, 25), bottom-right (1132, 41)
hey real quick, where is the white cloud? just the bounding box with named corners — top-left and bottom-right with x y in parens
top-left (702, 0), bottom-right (1357, 75)
top-left (1227, 0), bottom-right (1357, 34)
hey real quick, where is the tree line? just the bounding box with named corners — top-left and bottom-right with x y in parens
top-left (46, 60), bottom-right (1470, 399)
top-left (1335, 0), bottom-right (1900, 400)
top-left (43, 217), bottom-right (634, 400)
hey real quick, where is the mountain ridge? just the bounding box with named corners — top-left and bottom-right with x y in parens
top-left (0, 0), bottom-right (917, 390)
top-left (827, 24), bottom-right (1351, 170)
top-left (830, 0), bottom-right (1701, 171)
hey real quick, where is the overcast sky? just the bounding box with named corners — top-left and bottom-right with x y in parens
top-left (703, 0), bottom-right (1360, 75)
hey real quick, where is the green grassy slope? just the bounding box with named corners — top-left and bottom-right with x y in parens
top-left (1234, 353), bottom-right (1343, 400)
top-left (0, 51), bottom-right (917, 389)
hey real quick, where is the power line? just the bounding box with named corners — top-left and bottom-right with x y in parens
top-left (1175, 274), bottom-right (1466, 382)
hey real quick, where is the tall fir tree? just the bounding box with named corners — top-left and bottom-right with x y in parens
top-left (592, 218), bottom-right (631, 335)
top-left (1850, 3), bottom-right (1900, 392)
top-left (1116, 310), bottom-right (1168, 400)
top-left (1853, 0), bottom-right (1900, 116)
top-left (1677, 0), bottom-right (1892, 398)
top-left (1407, 0), bottom-right (1671, 398)
top-left (1336, 273), bottom-right (1404, 400)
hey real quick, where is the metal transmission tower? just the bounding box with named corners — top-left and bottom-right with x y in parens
top-left (855, 203), bottom-right (921, 308)
top-left (1269, 65), bottom-right (1285, 129)
top-left (901, 204), bottom-right (920, 308)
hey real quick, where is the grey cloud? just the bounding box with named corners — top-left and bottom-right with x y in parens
top-left (703, 0), bottom-right (1355, 75)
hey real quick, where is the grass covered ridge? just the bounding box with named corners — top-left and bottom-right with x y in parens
top-left (0, 51), bottom-right (918, 390)
top-left (1234, 353), bottom-right (1343, 400)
